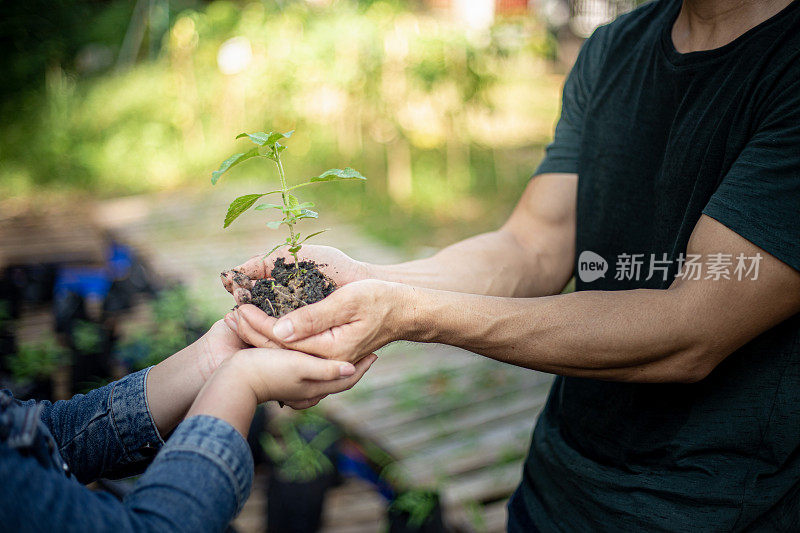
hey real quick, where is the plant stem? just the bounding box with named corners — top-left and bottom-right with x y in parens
top-left (275, 152), bottom-right (300, 268)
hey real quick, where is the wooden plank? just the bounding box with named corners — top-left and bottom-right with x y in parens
top-left (482, 500), bottom-right (510, 533)
top-left (381, 383), bottom-right (551, 454)
top-left (325, 347), bottom-right (549, 432)
top-left (327, 369), bottom-right (535, 434)
top-left (445, 499), bottom-right (509, 533)
top-left (0, 211), bottom-right (106, 268)
top-left (441, 462), bottom-right (523, 508)
top-left (322, 478), bottom-right (387, 529)
top-left (399, 411), bottom-right (539, 483)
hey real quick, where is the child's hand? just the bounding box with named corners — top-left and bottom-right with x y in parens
top-left (193, 319), bottom-right (250, 381)
top-left (227, 348), bottom-right (377, 404)
top-left (187, 348), bottom-right (377, 436)
top-left (147, 318), bottom-right (251, 436)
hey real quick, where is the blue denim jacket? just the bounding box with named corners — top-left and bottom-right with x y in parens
top-left (0, 368), bottom-right (253, 532)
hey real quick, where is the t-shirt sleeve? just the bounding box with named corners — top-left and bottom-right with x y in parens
top-left (703, 78), bottom-right (800, 272)
top-left (534, 25), bottom-right (610, 176)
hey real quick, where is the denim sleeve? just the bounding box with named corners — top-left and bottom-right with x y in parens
top-left (36, 368), bottom-right (165, 483)
top-left (0, 415), bottom-right (253, 532)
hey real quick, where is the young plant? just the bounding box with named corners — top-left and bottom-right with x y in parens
top-left (260, 412), bottom-right (341, 483)
top-left (211, 129), bottom-right (366, 268)
top-left (8, 336), bottom-right (68, 384)
top-left (388, 489), bottom-right (441, 529)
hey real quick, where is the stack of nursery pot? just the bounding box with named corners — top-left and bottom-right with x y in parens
top-left (387, 489), bottom-right (446, 533)
top-left (261, 413), bottom-right (342, 533)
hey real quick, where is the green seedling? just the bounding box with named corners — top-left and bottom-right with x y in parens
top-left (212, 129), bottom-right (366, 268)
top-left (389, 489), bottom-right (440, 529)
top-left (260, 412), bottom-right (341, 483)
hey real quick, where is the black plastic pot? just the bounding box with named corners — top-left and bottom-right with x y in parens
top-left (387, 494), bottom-right (446, 533)
top-left (247, 406), bottom-right (270, 467)
top-left (13, 377), bottom-right (55, 401)
top-left (266, 470), bottom-right (337, 533)
top-left (68, 321), bottom-right (114, 394)
top-left (7, 264), bottom-right (57, 305)
top-left (0, 329), bottom-right (17, 374)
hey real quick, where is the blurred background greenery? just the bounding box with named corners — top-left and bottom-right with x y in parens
top-left (1, 0), bottom-right (564, 249)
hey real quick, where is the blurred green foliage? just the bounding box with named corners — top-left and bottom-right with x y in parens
top-left (8, 336), bottom-right (68, 384)
top-left (117, 285), bottom-right (216, 370)
top-left (260, 410), bottom-right (341, 482)
top-left (388, 489), bottom-right (440, 528)
top-left (1, 0), bottom-right (562, 249)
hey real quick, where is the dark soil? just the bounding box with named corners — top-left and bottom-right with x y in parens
top-left (238, 258), bottom-right (336, 318)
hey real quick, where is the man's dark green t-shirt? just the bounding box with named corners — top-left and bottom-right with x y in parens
top-left (510, 0), bottom-right (800, 531)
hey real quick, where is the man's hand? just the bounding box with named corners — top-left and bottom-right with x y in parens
top-left (220, 245), bottom-right (368, 304)
top-left (231, 280), bottom-right (410, 363)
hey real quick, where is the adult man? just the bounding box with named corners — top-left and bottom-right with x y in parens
top-left (224, 0), bottom-right (800, 529)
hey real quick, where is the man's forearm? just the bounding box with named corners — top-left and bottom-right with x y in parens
top-left (366, 174), bottom-right (577, 298)
top-left (400, 285), bottom-right (710, 383)
top-left (368, 229), bottom-right (571, 297)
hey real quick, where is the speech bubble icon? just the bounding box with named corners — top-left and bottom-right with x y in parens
top-left (578, 250), bottom-right (608, 283)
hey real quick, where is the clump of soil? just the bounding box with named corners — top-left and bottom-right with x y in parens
top-left (237, 258), bottom-right (336, 318)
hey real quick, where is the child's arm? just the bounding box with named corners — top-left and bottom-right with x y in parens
top-left (2, 347), bottom-right (374, 532)
top-left (186, 348), bottom-right (377, 437)
top-left (36, 319), bottom-right (245, 483)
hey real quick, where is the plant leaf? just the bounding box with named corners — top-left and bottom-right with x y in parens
top-left (310, 167), bottom-right (366, 182)
top-left (299, 229), bottom-right (328, 244)
top-left (266, 220), bottom-right (284, 229)
top-left (236, 130), bottom-right (294, 147)
top-left (264, 242), bottom-right (289, 258)
top-left (223, 194), bottom-right (265, 228)
top-left (211, 147), bottom-right (259, 185)
top-left (236, 131), bottom-right (271, 146)
top-left (286, 194), bottom-right (300, 209)
top-left (267, 130), bottom-right (294, 145)
top-left (255, 203), bottom-right (283, 210)
top-left (298, 209), bottom-right (318, 219)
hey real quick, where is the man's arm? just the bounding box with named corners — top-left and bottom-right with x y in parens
top-left (232, 215), bottom-right (800, 384)
top-left (404, 215), bottom-right (800, 382)
top-left (368, 173), bottom-right (577, 297)
top-left (221, 172), bottom-right (577, 300)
